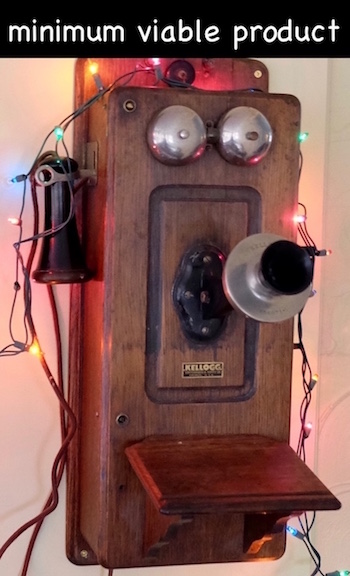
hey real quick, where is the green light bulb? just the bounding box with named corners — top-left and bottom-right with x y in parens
top-left (298, 131), bottom-right (309, 143)
top-left (54, 126), bottom-right (64, 140)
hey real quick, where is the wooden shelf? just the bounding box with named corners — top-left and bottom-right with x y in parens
top-left (125, 434), bottom-right (341, 516)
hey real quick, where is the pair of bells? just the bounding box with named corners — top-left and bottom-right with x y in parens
top-left (147, 104), bottom-right (273, 166)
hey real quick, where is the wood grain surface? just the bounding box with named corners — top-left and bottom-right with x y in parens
top-left (64, 58), bottom-right (340, 570)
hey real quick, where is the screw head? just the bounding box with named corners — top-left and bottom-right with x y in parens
top-left (123, 99), bottom-right (136, 112)
top-left (116, 413), bottom-right (130, 426)
top-left (80, 550), bottom-right (89, 558)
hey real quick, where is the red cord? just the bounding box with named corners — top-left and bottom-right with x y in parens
top-left (0, 166), bottom-right (77, 574)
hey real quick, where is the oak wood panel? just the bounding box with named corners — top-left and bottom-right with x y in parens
top-left (65, 58), bottom-right (318, 569)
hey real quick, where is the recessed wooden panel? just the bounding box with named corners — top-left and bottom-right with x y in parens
top-left (146, 184), bottom-right (261, 403)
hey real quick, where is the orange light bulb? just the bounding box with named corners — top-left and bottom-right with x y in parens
top-left (28, 341), bottom-right (42, 357)
top-left (89, 61), bottom-right (99, 75)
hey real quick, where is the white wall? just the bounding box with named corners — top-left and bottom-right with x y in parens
top-left (315, 59), bottom-right (350, 572)
top-left (0, 58), bottom-right (347, 575)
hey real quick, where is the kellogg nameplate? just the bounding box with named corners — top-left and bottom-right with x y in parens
top-left (182, 362), bottom-right (224, 379)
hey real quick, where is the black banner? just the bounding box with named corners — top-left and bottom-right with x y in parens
top-left (0, 11), bottom-right (349, 57)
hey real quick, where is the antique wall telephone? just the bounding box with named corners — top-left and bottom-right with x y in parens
top-left (29, 58), bottom-right (340, 570)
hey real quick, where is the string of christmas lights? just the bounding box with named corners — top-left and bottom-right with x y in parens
top-left (286, 194), bottom-right (347, 575)
top-left (1, 59), bottom-right (348, 576)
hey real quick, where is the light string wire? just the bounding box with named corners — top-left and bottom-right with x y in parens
top-left (1, 63), bottom-right (158, 358)
top-left (295, 307), bottom-right (323, 576)
top-left (0, 62), bottom-right (164, 575)
top-left (19, 285), bottom-right (68, 576)
top-left (0, 166), bottom-right (77, 575)
top-left (293, 157), bottom-right (324, 575)
top-left (295, 200), bottom-right (347, 576)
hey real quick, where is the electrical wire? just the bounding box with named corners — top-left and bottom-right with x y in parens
top-left (1, 152), bottom-right (69, 356)
top-left (0, 364), bottom-right (77, 565)
top-left (57, 65), bottom-right (156, 136)
top-left (15, 150), bottom-right (76, 247)
top-left (19, 285), bottom-right (68, 576)
top-left (0, 157), bottom-right (77, 574)
top-left (292, 202), bottom-right (326, 575)
top-left (297, 202), bottom-right (317, 251)
top-left (296, 311), bottom-right (313, 461)
top-left (2, 63), bottom-right (164, 360)
top-left (1, 172), bottom-right (38, 356)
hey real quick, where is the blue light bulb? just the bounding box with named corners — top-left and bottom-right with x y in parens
top-left (286, 525), bottom-right (298, 536)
